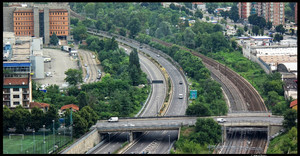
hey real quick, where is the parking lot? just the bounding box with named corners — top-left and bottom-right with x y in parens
top-left (35, 48), bottom-right (78, 89)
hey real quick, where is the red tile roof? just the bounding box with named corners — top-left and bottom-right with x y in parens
top-left (290, 100), bottom-right (297, 108)
top-left (30, 102), bottom-right (50, 109)
top-left (192, 2), bottom-right (204, 5)
top-left (61, 104), bottom-right (79, 111)
top-left (3, 78), bottom-right (29, 86)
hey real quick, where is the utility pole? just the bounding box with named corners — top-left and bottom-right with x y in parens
top-left (53, 120), bottom-right (55, 152)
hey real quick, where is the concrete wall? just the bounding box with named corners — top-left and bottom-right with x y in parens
top-left (269, 125), bottom-right (283, 137)
top-left (43, 7), bottom-right (50, 45)
top-left (62, 129), bottom-right (101, 154)
top-left (3, 7), bottom-right (15, 32)
top-left (33, 7), bottom-right (40, 37)
top-left (30, 56), bottom-right (44, 79)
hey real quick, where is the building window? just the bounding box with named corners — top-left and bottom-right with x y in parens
top-left (13, 102), bottom-right (20, 105)
top-left (13, 95), bottom-right (20, 98)
top-left (13, 88), bottom-right (19, 91)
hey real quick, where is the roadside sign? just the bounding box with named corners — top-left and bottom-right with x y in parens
top-left (190, 90), bottom-right (197, 99)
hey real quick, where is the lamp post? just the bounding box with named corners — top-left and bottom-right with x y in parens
top-left (53, 120), bottom-right (55, 152)
top-left (58, 133), bottom-right (61, 147)
top-left (43, 125), bottom-right (46, 154)
top-left (156, 96), bottom-right (159, 118)
top-left (33, 129), bottom-right (35, 154)
top-left (168, 134), bottom-right (170, 147)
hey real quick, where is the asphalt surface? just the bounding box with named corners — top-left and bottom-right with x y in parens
top-left (87, 30), bottom-right (188, 154)
top-left (90, 36), bottom-right (167, 154)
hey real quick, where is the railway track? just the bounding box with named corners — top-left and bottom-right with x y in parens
top-left (151, 38), bottom-right (267, 112)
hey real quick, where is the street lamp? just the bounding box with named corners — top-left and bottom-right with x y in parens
top-left (53, 120), bottom-right (55, 152)
top-left (58, 133), bottom-right (61, 147)
top-left (156, 96), bottom-right (159, 118)
top-left (168, 134), bottom-right (170, 147)
top-left (33, 129), bottom-right (35, 154)
top-left (43, 125), bottom-right (46, 154)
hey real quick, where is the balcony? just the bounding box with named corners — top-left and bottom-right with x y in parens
top-left (23, 98), bottom-right (30, 101)
top-left (3, 98), bottom-right (10, 101)
top-left (23, 91), bottom-right (29, 94)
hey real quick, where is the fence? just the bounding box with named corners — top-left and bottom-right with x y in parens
top-left (3, 126), bottom-right (72, 154)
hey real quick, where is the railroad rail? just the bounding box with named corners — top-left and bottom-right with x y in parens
top-left (151, 38), bottom-right (267, 112)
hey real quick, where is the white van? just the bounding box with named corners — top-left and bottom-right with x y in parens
top-left (217, 118), bottom-right (226, 123)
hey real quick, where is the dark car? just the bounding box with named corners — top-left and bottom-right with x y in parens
top-left (179, 81), bottom-right (183, 85)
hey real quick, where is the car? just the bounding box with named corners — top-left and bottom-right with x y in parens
top-left (129, 123), bottom-right (135, 126)
top-left (84, 64), bottom-right (87, 67)
top-left (179, 94), bottom-right (183, 99)
top-left (157, 54), bottom-right (160, 57)
top-left (217, 118), bottom-right (226, 123)
top-left (179, 81), bottom-right (183, 85)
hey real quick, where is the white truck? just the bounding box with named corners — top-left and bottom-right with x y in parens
top-left (217, 118), bottom-right (226, 123)
top-left (108, 117), bottom-right (118, 122)
top-left (62, 46), bottom-right (71, 52)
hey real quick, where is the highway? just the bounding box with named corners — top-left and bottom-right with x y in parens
top-left (88, 35), bottom-right (168, 154)
top-left (77, 47), bottom-right (100, 83)
top-left (87, 29), bottom-right (188, 154)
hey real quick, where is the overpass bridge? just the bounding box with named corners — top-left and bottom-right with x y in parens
top-left (60, 115), bottom-right (283, 154)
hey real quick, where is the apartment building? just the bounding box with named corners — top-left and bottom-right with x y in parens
top-left (238, 2), bottom-right (285, 26)
top-left (295, 3), bottom-right (297, 24)
top-left (4, 3), bottom-right (70, 45)
top-left (3, 75), bottom-right (32, 109)
top-left (263, 2), bottom-right (285, 26)
top-left (238, 2), bottom-right (251, 20)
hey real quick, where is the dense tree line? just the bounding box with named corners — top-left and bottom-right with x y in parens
top-left (172, 118), bottom-right (221, 153)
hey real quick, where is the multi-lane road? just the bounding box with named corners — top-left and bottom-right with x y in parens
top-left (86, 29), bottom-right (188, 154)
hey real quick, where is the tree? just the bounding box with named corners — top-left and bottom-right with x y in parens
top-left (70, 17), bottom-right (79, 26)
top-left (155, 21), bottom-right (172, 38)
top-left (119, 27), bottom-right (127, 36)
top-left (283, 109), bottom-right (297, 131)
top-left (64, 69), bottom-right (83, 86)
top-left (44, 105), bottom-right (59, 129)
top-left (129, 48), bottom-right (142, 86)
top-left (12, 106), bottom-right (31, 133)
top-left (30, 107), bottom-right (45, 131)
top-left (194, 10), bottom-right (203, 19)
top-left (273, 34), bottom-right (283, 42)
top-left (183, 27), bottom-right (196, 49)
top-left (73, 112), bottom-right (88, 138)
top-left (229, 5), bottom-right (239, 22)
top-left (84, 3), bottom-right (96, 18)
top-left (275, 24), bottom-right (285, 35)
top-left (72, 22), bottom-right (88, 42)
top-left (252, 25), bottom-right (260, 36)
top-left (50, 32), bottom-right (59, 46)
top-left (213, 24), bottom-right (223, 32)
top-left (266, 21), bottom-right (273, 30)
top-left (194, 118), bottom-right (222, 145)
top-left (3, 106), bottom-right (13, 132)
top-left (77, 91), bottom-right (88, 109)
top-left (127, 17), bottom-right (141, 38)
top-left (244, 25), bottom-right (248, 32)
top-left (236, 27), bottom-right (244, 36)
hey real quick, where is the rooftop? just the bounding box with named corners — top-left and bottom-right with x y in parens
top-left (259, 55), bottom-right (297, 64)
top-left (290, 100), bottom-right (297, 108)
top-left (29, 102), bottom-right (50, 109)
top-left (283, 78), bottom-right (298, 91)
top-left (61, 104), bottom-right (79, 111)
top-left (3, 77), bottom-right (29, 86)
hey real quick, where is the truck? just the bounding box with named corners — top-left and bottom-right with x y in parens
top-left (61, 46), bottom-right (71, 52)
top-left (108, 117), bottom-right (118, 122)
top-left (217, 118), bottom-right (226, 123)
